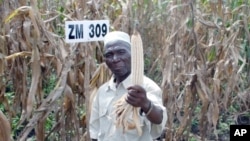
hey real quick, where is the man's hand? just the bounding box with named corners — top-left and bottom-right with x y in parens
top-left (126, 85), bottom-right (151, 111)
top-left (126, 85), bottom-right (164, 124)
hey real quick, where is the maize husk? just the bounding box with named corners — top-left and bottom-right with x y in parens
top-left (114, 30), bottom-right (144, 136)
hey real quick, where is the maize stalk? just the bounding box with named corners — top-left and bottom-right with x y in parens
top-left (114, 30), bottom-right (144, 136)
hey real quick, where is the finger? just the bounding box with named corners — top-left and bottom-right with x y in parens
top-left (126, 93), bottom-right (138, 102)
top-left (128, 85), bottom-right (146, 93)
top-left (126, 98), bottom-right (139, 107)
top-left (128, 89), bottom-right (146, 99)
top-left (128, 89), bottom-right (138, 97)
top-left (126, 95), bottom-right (141, 106)
top-left (128, 85), bottom-right (140, 91)
top-left (128, 88), bottom-right (137, 93)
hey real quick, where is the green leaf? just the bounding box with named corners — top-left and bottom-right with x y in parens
top-left (208, 46), bottom-right (216, 62)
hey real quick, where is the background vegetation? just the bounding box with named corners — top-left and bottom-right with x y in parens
top-left (0, 0), bottom-right (249, 141)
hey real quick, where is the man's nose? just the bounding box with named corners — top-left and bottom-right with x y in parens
top-left (112, 54), bottom-right (120, 62)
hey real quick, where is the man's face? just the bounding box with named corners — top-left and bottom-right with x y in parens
top-left (104, 42), bottom-right (131, 78)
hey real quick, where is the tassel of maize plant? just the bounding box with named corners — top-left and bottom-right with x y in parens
top-left (114, 30), bottom-right (144, 136)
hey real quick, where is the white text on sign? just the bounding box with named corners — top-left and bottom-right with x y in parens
top-left (234, 129), bottom-right (247, 136)
top-left (65, 20), bottom-right (109, 43)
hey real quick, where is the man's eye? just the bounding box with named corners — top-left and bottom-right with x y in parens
top-left (118, 50), bottom-right (125, 54)
top-left (104, 53), bottom-right (112, 58)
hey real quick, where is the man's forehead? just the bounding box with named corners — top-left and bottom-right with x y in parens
top-left (105, 41), bottom-right (130, 50)
top-left (104, 45), bottom-right (130, 53)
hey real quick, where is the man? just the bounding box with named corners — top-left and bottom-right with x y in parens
top-left (89, 31), bottom-right (167, 141)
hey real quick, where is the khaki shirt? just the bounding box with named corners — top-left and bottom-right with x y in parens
top-left (89, 75), bottom-right (167, 141)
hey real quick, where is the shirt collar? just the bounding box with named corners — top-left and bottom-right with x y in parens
top-left (106, 74), bottom-right (132, 91)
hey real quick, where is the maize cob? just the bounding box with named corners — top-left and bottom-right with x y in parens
top-left (114, 30), bottom-right (144, 136)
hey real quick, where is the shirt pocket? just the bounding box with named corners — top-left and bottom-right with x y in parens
top-left (98, 107), bottom-right (112, 139)
top-left (98, 103), bottom-right (110, 126)
top-left (98, 98), bottom-right (113, 135)
top-left (98, 95), bottom-right (113, 119)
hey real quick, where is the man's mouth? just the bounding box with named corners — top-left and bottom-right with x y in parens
top-left (113, 63), bottom-right (124, 69)
top-left (113, 66), bottom-right (123, 70)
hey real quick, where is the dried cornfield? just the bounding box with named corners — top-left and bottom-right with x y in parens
top-left (0, 0), bottom-right (249, 141)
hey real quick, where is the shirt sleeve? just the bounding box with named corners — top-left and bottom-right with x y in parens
top-left (89, 90), bottom-right (100, 139)
top-left (150, 104), bottom-right (167, 139)
top-left (144, 81), bottom-right (168, 139)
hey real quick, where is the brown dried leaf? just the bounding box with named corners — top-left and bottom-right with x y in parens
top-left (0, 53), bottom-right (5, 75)
top-left (67, 70), bottom-right (75, 89)
top-left (77, 69), bottom-right (84, 92)
top-left (26, 46), bottom-right (41, 119)
top-left (35, 119), bottom-right (45, 141)
top-left (55, 58), bottom-right (63, 76)
top-left (23, 17), bottom-right (32, 49)
top-left (63, 84), bottom-right (75, 111)
top-left (195, 82), bottom-right (209, 139)
top-left (175, 78), bottom-right (194, 139)
top-left (207, 102), bottom-right (219, 139)
top-left (28, 7), bottom-right (40, 39)
top-left (0, 111), bottom-right (11, 141)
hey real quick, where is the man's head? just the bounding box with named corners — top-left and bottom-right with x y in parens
top-left (103, 31), bottom-right (131, 81)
